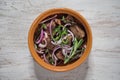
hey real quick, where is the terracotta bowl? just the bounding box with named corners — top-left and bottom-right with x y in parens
top-left (28, 8), bottom-right (92, 72)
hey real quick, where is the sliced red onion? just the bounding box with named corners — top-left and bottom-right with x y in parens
top-left (83, 44), bottom-right (86, 48)
top-left (64, 23), bottom-right (71, 27)
top-left (69, 46), bottom-right (73, 55)
top-left (66, 50), bottom-right (71, 53)
top-left (44, 32), bottom-right (48, 38)
top-left (62, 46), bottom-right (72, 57)
top-left (63, 34), bottom-right (71, 40)
top-left (68, 30), bottom-right (74, 41)
top-left (63, 45), bottom-right (72, 51)
top-left (52, 46), bottom-right (61, 61)
top-left (56, 39), bottom-right (62, 44)
top-left (62, 49), bottom-right (68, 57)
top-left (62, 23), bottom-right (71, 30)
top-left (51, 39), bottom-right (62, 45)
top-left (38, 39), bottom-right (47, 48)
top-left (40, 15), bottom-right (57, 24)
top-left (51, 41), bottom-right (56, 45)
top-left (36, 49), bottom-right (44, 54)
top-left (43, 54), bottom-right (49, 63)
top-left (49, 20), bottom-right (53, 38)
top-left (62, 44), bottom-right (69, 48)
top-left (35, 29), bottom-right (44, 44)
top-left (54, 59), bottom-right (57, 66)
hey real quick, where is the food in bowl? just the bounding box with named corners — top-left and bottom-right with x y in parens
top-left (34, 13), bottom-right (87, 66)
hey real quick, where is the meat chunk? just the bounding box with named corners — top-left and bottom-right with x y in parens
top-left (55, 19), bottom-right (61, 25)
top-left (46, 37), bottom-right (55, 50)
top-left (46, 21), bottom-right (56, 28)
top-left (66, 15), bottom-right (74, 22)
top-left (56, 50), bottom-right (64, 60)
top-left (69, 25), bottom-right (85, 39)
top-left (67, 35), bottom-right (72, 46)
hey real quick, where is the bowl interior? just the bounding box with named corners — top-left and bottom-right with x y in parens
top-left (28, 8), bottom-right (92, 72)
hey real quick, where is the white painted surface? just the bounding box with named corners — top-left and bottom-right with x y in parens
top-left (0, 0), bottom-right (120, 80)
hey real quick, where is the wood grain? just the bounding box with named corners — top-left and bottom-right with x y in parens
top-left (0, 0), bottom-right (120, 80)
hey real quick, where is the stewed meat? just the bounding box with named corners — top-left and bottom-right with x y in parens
top-left (69, 25), bottom-right (85, 39)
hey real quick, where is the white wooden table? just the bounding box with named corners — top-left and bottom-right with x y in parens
top-left (0, 0), bottom-right (120, 80)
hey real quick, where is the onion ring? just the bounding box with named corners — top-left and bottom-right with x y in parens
top-left (35, 29), bottom-right (44, 44)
